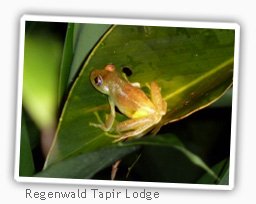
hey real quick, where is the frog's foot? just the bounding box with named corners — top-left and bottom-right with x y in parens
top-left (89, 122), bottom-right (106, 130)
top-left (150, 81), bottom-right (167, 115)
top-left (113, 114), bottom-right (161, 142)
top-left (89, 121), bottom-right (113, 132)
top-left (89, 112), bottom-right (113, 131)
top-left (113, 127), bottom-right (152, 142)
top-left (104, 132), bottom-right (121, 138)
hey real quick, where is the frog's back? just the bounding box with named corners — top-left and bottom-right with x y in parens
top-left (111, 82), bottom-right (155, 118)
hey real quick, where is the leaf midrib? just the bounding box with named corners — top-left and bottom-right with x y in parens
top-left (163, 57), bottom-right (234, 101)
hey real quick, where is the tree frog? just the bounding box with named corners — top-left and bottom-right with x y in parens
top-left (90, 64), bottom-right (167, 142)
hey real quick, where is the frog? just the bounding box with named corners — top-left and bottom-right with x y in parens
top-left (89, 64), bottom-right (167, 142)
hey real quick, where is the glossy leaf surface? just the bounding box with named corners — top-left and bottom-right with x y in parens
top-left (44, 25), bottom-right (235, 172)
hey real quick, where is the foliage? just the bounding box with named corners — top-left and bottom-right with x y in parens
top-left (20, 22), bottom-right (234, 185)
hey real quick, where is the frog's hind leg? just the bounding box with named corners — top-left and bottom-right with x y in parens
top-left (116, 116), bottom-right (153, 132)
top-left (114, 115), bottom-right (159, 142)
top-left (150, 81), bottom-right (167, 115)
top-left (114, 127), bottom-right (153, 142)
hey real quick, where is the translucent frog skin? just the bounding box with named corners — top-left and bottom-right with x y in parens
top-left (90, 64), bottom-right (167, 142)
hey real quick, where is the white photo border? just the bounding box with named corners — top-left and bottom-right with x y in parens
top-left (14, 14), bottom-right (240, 191)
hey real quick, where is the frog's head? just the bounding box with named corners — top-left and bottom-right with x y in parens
top-left (90, 64), bottom-right (116, 95)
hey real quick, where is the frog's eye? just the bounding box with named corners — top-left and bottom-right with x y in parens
top-left (94, 75), bottom-right (103, 86)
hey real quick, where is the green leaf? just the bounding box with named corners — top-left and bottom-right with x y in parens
top-left (44, 25), bottom-right (235, 169)
top-left (58, 23), bottom-right (111, 103)
top-left (23, 22), bottom-right (64, 129)
top-left (122, 134), bottom-right (218, 181)
top-left (22, 109), bottom-right (40, 150)
top-left (58, 23), bottom-right (75, 104)
top-left (197, 159), bottom-right (229, 184)
top-left (115, 107), bottom-right (231, 183)
top-left (209, 88), bottom-right (233, 108)
top-left (160, 57), bottom-right (233, 126)
top-left (20, 112), bottom-right (35, 176)
top-left (219, 168), bottom-right (229, 185)
top-left (36, 146), bottom-right (138, 179)
top-left (39, 134), bottom-right (216, 181)
top-left (68, 23), bottom-right (111, 84)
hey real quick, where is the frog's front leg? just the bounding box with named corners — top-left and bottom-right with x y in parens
top-left (90, 97), bottom-right (116, 131)
top-left (114, 114), bottom-right (160, 142)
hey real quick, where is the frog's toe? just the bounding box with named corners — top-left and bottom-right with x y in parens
top-left (89, 122), bottom-right (103, 128)
top-left (113, 136), bottom-right (127, 143)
